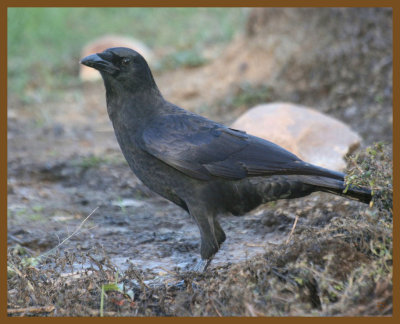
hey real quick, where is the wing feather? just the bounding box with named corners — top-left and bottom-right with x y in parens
top-left (139, 114), bottom-right (344, 181)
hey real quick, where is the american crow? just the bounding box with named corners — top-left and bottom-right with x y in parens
top-left (81, 47), bottom-right (371, 271)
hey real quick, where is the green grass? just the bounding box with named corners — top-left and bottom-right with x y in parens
top-left (8, 8), bottom-right (246, 101)
top-left (345, 142), bottom-right (393, 215)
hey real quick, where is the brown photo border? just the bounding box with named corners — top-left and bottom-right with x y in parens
top-left (1, 1), bottom-right (398, 322)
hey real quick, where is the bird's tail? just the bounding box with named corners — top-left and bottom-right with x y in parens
top-left (298, 175), bottom-right (372, 204)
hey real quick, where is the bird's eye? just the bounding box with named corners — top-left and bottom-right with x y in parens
top-left (121, 58), bottom-right (130, 66)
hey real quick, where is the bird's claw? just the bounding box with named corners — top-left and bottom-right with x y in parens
top-left (192, 259), bottom-right (212, 273)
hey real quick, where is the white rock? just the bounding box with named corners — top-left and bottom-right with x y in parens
top-left (230, 102), bottom-right (361, 171)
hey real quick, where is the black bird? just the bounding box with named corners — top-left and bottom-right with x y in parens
top-left (81, 47), bottom-right (371, 271)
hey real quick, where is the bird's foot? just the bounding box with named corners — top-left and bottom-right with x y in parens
top-left (191, 258), bottom-right (212, 273)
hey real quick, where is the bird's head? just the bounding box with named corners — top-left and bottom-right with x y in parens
top-left (80, 47), bottom-right (158, 93)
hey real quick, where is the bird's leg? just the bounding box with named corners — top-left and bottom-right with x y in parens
top-left (191, 215), bottom-right (220, 273)
top-left (199, 218), bottom-right (220, 260)
top-left (188, 205), bottom-right (223, 272)
top-left (207, 215), bottom-right (219, 248)
top-left (191, 219), bottom-right (225, 272)
top-left (190, 218), bottom-right (226, 273)
top-left (193, 258), bottom-right (212, 273)
top-left (214, 218), bottom-right (226, 246)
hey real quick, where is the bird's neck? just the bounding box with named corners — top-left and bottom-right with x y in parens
top-left (105, 84), bottom-right (165, 125)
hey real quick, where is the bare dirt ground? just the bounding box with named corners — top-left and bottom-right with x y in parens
top-left (8, 8), bottom-right (392, 316)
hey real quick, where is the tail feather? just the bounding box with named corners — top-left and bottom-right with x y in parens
top-left (341, 185), bottom-right (372, 204)
top-left (298, 175), bottom-right (372, 204)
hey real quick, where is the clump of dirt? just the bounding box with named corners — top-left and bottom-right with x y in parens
top-left (345, 142), bottom-right (393, 215)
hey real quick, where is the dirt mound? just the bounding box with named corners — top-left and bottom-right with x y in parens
top-left (157, 8), bottom-right (392, 144)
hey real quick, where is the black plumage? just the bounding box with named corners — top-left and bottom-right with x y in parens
top-left (81, 47), bottom-right (371, 270)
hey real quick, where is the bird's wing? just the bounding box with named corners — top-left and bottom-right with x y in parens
top-left (139, 114), bottom-right (344, 181)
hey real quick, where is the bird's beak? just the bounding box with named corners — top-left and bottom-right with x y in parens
top-left (80, 52), bottom-right (119, 74)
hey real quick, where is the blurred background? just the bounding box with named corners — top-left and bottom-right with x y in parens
top-left (7, 8), bottom-right (393, 316)
top-left (8, 8), bottom-right (245, 103)
top-left (8, 7), bottom-right (392, 140)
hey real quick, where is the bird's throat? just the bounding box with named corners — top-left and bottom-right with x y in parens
top-left (105, 86), bottom-right (164, 126)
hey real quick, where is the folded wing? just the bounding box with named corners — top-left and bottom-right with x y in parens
top-left (139, 113), bottom-right (345, 181)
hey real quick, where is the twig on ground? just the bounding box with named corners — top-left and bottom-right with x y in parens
top-left (286, 214), bottom-right (299, 244)
top-left (36, 207), bottom-right (99, 260)
top-left (7, 306), bottom-right (55, 315)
